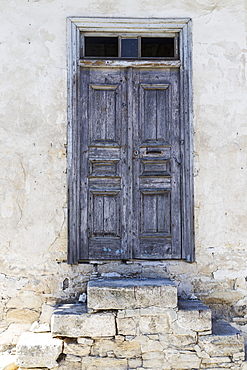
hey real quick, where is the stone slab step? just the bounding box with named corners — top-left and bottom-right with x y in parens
top-left (198, 319), bottom-right (245, 361)
top-left (87, 278), bottom-right (177, 311)
top-left (178, 297), bottom-right (211, 312)
top-left (177, 298), bottom-right (212, 334)
top-left (51, 303), bottom-right (116, 338)
top-left (212, 318), bottom-right (242, 335)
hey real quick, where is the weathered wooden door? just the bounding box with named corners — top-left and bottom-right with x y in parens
top-left (79, 66), bottom-right (181, 260)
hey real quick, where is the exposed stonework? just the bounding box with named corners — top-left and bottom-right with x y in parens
top-left (14, 279), bottom-right (245, 370)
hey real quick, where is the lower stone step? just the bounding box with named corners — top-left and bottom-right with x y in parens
top-left (177, 298), bottom-right (212, 334)
top-left (87, 277), bottom-right (177, 311)
top-left (51, 303), bottom-right (116, 338)
top-left (197, 319), bottom-right (245, 368)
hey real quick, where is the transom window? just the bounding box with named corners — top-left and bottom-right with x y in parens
top-left (82, 36), bottom-right (179, 59)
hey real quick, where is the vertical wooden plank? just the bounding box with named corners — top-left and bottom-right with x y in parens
top-left (91, 88), bottom-right (106, 142)
top-left (156, 89), bottom-right (167, 142)
top-left (125, 67), bottom-right (134, 259)
top-left (170, 67), bottom-right (182, 258)
top-left (106, 90), bottom-right (116, 141)
top-left (121, 68), bottom-right (130, 259)
top-left (93, 195), bottom-right (104, 234)
top-left (143, 194), bottom-right (157, 233)
top-left (157, 193), bottom-right (166, 232)
top-left (101, 90), bottom-right (107, 141)
top-left (131, 68), bottom-right (140, 258)
top-left (104, 195), bottom-right (116, 235)
top-left (144, 89), bottom-right (157, 141)
top-left (79, 68), bottom-right (90, 260)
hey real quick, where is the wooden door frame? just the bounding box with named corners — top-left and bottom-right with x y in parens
top-left (67, 17), bottom-right (194, 264)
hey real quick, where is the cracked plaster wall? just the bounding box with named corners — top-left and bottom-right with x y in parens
top-left (0, 0), bottom-right (247, 350)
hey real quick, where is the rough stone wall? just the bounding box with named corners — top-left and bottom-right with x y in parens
top-left (15, 279), bottom-right (245, 370)
top-left (0, 0), bottom-right (247, 350)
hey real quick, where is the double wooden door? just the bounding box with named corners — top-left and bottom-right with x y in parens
top-left (79, 67), bottom-right (181, 260)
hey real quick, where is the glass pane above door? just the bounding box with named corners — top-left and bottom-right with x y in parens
top-left (83, 36), bottom-right (178, 59)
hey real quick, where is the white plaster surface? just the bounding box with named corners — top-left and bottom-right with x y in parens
top-left (0, 354), bottom-right (16, 370)
top-left (0, 0), bottom-right (247, 348)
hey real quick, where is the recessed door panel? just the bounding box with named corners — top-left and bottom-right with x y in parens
top-left (140, 84), bottom-right (171, 144)
top-left (89, 84), bottom-right (120, 145)
top-left (141, 190), bottom-right (171, 236)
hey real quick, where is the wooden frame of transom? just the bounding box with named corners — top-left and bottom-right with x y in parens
top-left (67, 17), bottom-right (194, 264)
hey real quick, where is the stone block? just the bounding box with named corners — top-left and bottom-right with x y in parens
top-left (201, 356), bottom-right (231, 363)
top-left (176, 299), bottom-right (212, 333)
top-left (91, 338), bottom-right (141, 358)
top-left (203, 289), bottom-right (243, 305)
top-left (194, 344), bottom-right (210, 359)
top-left (77, 337), bottom-right (94, 345)
top-left (18, 368), bottom-right (46, 370)
top-left (198, 319), bottom-right (244, 358)
top-left (98, 261), bottom-right (142, 277)
top-left (140, 307), bottom-right (176, 317)
top-left (30, 321), bottom-right (50, 333)
top-left (64, 354), bottom-right (81, 362)
top-left (15, 332), bottom-right (63, 368)
top-left (165, 349), bottom-right (201, 369)
top-left (6, 291), bottom-right (43, 311)
top-left (51, 304), bottom-right (116, 338)
top-left (6, 309), bottom-right (40, 323)
top-left (39, 302), bottom-right (54, 324)
top-left (159, 333), bottom-right (197, 349)
top-left (128, 357), bottom-right (142, 368)
top-left (200, 368), bottom-right (226, 370)
top-left (117, 309), bottom-right (140, 318)
top-left (0, 324), bottom-right (31, 351)
top-left (142, 351), bottom-right (165, 369)
top-left (198, 334), bottom-right (244, 358)
top-left (139, 314), bottom-right (171, 334)
top-left (138, 336), bottom-right (163, 353)
top-left (117, 317), bottom-right (138, 336)
top-left (81, 357), bottom-right (127, 370)
top-left (63, 338), bottom-right (91, 356)
top-left (233, 352), bottom-right (245, 361)
top-left (51, 359), bottom-right (81, 370)
top-left (88, 278), bottom-right (177, 311)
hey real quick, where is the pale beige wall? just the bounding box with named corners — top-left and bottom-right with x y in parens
top-left (0, 0), bottom-right (246, 349)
